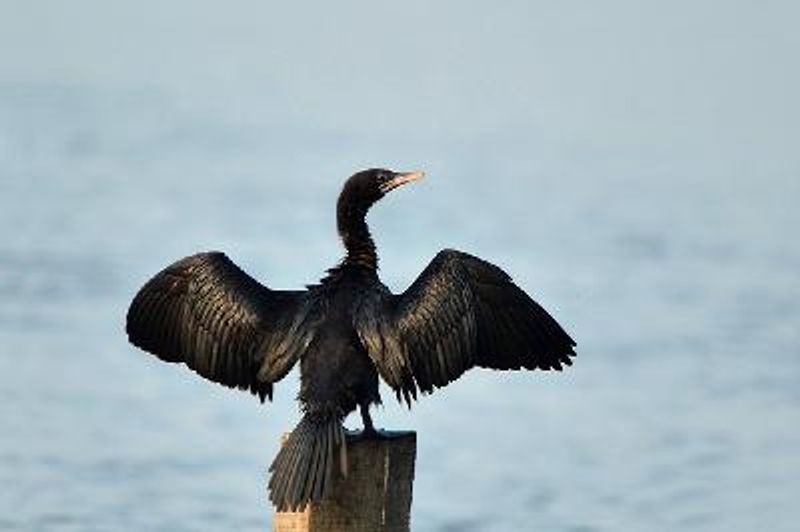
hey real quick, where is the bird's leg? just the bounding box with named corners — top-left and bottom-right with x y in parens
top-left (359, 403), bottom-right (378, 438)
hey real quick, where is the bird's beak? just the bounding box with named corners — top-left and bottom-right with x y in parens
top-left (381, 170), bottom-right (425, 193)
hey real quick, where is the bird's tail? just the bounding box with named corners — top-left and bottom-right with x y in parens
top-left (268, 411), bottom-right (347, 512)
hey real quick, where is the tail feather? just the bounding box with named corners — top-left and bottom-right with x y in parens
top-left (301, 430), bottom-right (322, 503)
top-left (270, 419), bottom-right (309, 510)
top-left (269, 413), bottom-right (346, 512)
top-left (282, 421), bottom-right (312, 508)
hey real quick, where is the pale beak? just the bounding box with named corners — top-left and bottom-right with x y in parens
top-left (380, 170), bottom-right (425, 193)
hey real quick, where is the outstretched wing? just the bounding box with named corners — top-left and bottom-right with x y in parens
top-left (355, 249), bottom-right (576, 404)
top-left (126, 252), bottom-right (314, 402)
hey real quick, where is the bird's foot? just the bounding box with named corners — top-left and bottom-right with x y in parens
top-left (361, 425), bottom-right (382, 439)
top-left (357, 403), bottom-right (383, 440)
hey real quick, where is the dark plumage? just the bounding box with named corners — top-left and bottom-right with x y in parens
top-left (125, 168), bottom-right (577, 511)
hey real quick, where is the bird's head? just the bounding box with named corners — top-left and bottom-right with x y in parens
top-left (339, 168), bottom-right (425, 207)
top-left (337, 168), bottom-right (424, 226)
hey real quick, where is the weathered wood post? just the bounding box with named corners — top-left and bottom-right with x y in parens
top-left (273, 431), bottom-right (417, 532)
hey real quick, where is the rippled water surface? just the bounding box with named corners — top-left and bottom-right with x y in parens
top-left (1, 3), bottom-right (799, 531)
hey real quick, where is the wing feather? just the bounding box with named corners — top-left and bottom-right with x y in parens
top-left (126, 251), bottom-right (313, 401)
top-left (355, 249), bottom-right (576, 400)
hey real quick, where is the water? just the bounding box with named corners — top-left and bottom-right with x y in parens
top-left (1, 2), bottom-right (799, 531)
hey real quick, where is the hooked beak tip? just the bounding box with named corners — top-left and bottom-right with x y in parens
top-left (382, 170), bottom-right (425, 193)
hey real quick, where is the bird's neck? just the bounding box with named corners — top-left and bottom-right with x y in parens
top-left (337, 205), bottom-right (378, 272)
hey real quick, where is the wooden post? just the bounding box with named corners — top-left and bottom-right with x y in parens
top-left (273, 431), bottom-right (417, 532)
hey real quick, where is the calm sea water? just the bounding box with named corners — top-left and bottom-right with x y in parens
top-left (1, 3), bottom-right (799, 531)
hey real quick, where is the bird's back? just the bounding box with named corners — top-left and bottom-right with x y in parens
top-left (298, 275), bottom-right (382, 414)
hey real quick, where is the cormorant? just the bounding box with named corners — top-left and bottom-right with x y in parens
top-left (125, 169), bottom-right (576, 511)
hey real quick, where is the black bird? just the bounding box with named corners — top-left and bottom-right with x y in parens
top-left (126, 169), bottom-right (576, 511)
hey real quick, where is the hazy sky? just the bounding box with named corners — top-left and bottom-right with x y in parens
top-left (2, 1), bottom-right (798, 179)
